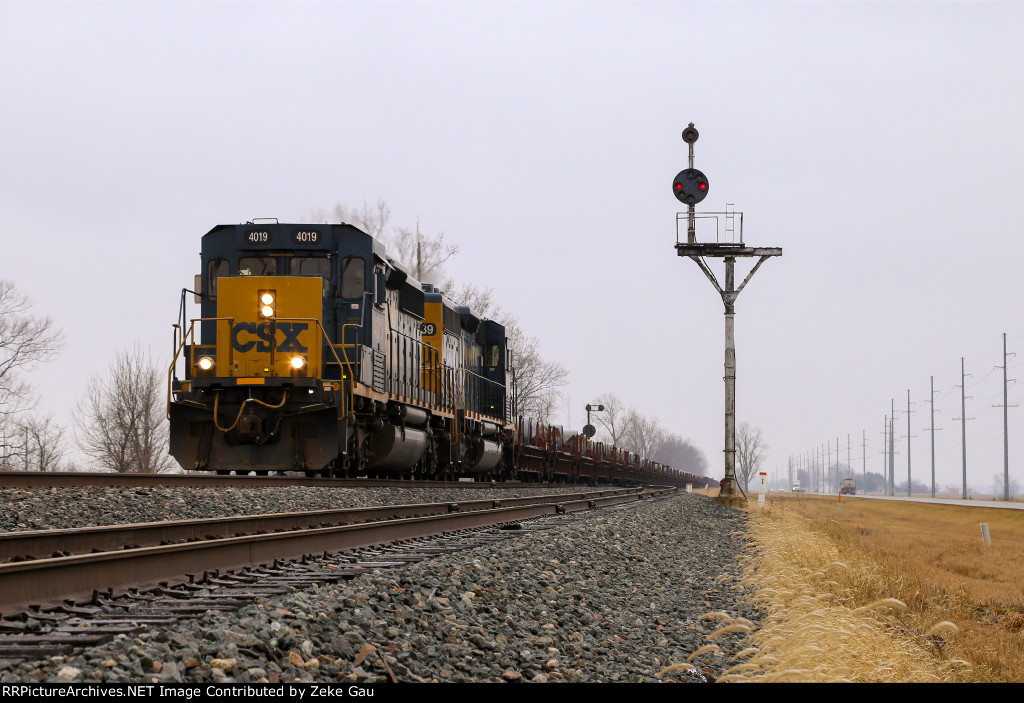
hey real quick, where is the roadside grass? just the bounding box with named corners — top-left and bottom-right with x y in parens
top-left (732, 495), bottom-right (1024, 682)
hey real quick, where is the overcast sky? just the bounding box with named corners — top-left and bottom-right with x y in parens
top-left (2, 1), bottom-right (1022, 491)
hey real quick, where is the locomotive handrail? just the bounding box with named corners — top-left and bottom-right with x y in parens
top-left (336, 322), bottom-right (361, 419)
top-left (454, 367), bottom-right (508, 422)
top-left (168, 317), bottom-right (354, 421)
top-left (167, 317), bottom-right (235, 419)
top-left (268, 317), bottom-right (355, 421)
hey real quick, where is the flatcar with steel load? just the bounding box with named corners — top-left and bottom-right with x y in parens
top-left (167, 220), bottom-right (714, 488)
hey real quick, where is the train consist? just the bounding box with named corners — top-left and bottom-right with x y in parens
top-left (168, 221), bottom-right (714, 488)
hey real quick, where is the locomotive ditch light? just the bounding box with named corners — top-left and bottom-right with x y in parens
top-left (197, 357), bottom-right (214, 372)
top-left (290, 356), bottom-right (306, 369)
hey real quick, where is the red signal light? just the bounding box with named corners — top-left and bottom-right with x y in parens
top-left (672, 168), bottom-right (709, 204)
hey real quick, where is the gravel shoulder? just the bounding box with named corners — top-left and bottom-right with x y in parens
top-left (0, 491), bottom-right (758, 684)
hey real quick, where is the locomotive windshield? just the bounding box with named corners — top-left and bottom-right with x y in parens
top-left (290, 256), bottom-right (332, 279)
top-left (239, 256), bottom-right (276, 276)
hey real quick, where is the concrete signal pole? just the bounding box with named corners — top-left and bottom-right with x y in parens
top-left (672, 123), bottom-right (782, 507)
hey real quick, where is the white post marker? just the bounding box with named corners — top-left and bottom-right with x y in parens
top-left (757, 471), bottom-right (767, 507)
top-left (980, 523), bottom-right (991, 548)
top-left (686, 483), bottom-right (692, 493)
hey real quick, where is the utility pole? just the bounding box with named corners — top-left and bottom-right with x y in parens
top-left (816, 445), bottom-right (821, 493)
top-left (884, 401), bottom-right (892, 495)
top-left (882, 416), bottom-right (888, 494)
top-left (994, 333), bottom-right (1017, 500)
top-left (862, 429), bottom-right (867, 481)
top-left (962, 358), bottom-right (967, 499)
top-left (954, 358), bottom-right (974, 499)
top-left (673, 123), bottom-right (781, 507)
top-left (906, 390), bottom-right (915, 496)
top-left (827, 440), bottom-right (832, 493)
top-left (821, 443), bottom-right (826, 493)
top-left (923, 375), bottom-right (942, 498)
top-left (847, 433), bottom-right (851, 486)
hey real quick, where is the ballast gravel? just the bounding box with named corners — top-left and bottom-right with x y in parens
top-left (0, 490), bottom-right (759, 684)
top-left (0, 484), bottom-right (587, 532)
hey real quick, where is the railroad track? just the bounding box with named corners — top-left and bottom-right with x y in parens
top-left (0, 470), bottom-right (654, 489)
top-left (0, 487), bottom-right (675, 665)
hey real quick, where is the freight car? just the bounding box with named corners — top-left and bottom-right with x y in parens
top-left (167, 220), bottom-right (712, 487)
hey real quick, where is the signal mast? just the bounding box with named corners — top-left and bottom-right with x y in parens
top-left (673, 123), bottom-right (782, 506)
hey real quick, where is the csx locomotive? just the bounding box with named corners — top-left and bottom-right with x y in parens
top-left (168, 221), bottom-right (713, 487)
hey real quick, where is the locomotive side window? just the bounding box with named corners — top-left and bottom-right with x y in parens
top-left (340, 256), bottom-right (365, 299)
top-left (290, 257), bottom-right (332, 279)
top-left (207, 258), bottom-right (229, 301)
top-left (239, 256), bottom-right (276, 276)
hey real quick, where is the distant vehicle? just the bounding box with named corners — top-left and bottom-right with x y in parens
top-left (841, 478), bottom-right (856, 495)
top-left (792, 479), bottom-right (803, 493)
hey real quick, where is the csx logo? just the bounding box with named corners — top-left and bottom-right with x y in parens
top-left (232, 322), bottom-right (309, 352)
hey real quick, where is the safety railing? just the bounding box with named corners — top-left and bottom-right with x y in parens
top-left (168, 317), bottom-right (234, 419)
top-left (455, 367), bottom-right (508, 423)
top-left (167, 317), bottom-right (354, 422)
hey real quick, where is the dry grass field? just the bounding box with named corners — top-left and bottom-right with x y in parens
top-left (728, 493), bottom-right (1024, 682)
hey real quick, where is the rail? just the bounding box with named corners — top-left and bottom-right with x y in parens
top-left (0, 488), bottom-right (641, 561)
top-left (0, 488), bottom-right (673, 615)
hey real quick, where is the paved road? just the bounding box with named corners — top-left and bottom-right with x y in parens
top-left (835, 494), bottom-right (1024, 511)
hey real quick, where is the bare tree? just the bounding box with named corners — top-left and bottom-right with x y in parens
top-left (314, 200), bottom-right (458, 281)
top-left (16, 414), bottom-right (71, 472)
top-left (0, 280), bottom-right (64, 465)
top-left (75, 346), bottom-right (176, 473)
top-left (389, 222), bottom-right (459, 282)
top-left (735, 422), bottom-right (768, 492)
top-left (509, 332), bottom-right (568, 422)
top-left (654, 432), bottom-right (709, 475)
top-left (593, 392), bottom-right (633, 447)
top-left (444, 281), bottom-right (568, 423)
top-left (620, 410), bottom-right (665, 458)
top-left (991, 472), bottom-right (1021, 498)
top-left (314, 199), bottom-right (392, 238)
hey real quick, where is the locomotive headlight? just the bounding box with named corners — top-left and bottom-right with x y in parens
top-left (258, 290), bottom-right (277, 319)
top-left (197, 357), bottom-right (214, 371)
top-left (290, 356), bottom-right (307, 370)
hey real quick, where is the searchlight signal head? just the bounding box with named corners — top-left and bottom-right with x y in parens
top-left (672, 168), bottom-right (709, 205)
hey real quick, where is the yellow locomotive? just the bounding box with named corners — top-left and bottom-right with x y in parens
top-left (168, 222), bottom-right (512, 478)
